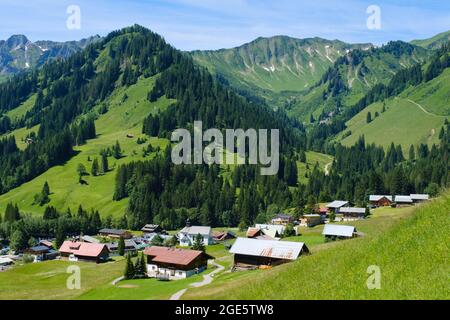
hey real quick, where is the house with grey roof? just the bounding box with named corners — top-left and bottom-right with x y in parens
top-left (230, 237), bottom-right (309, 269)
top-left (369, 195), bottom-right (393, 207)
top-left (410, 194), bottom-right (430, 203)
top-left (178, 225), bottom-right (212, 247)
top-left (326, 200), bottom-right (349, 213)
top-left (394, 195), bottom-right (413, 206)
top-left (339, 207), bottom-right (367, 221)
top-left (322, 224), bottom-right (357, 241)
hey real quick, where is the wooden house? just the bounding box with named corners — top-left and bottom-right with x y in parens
top-left (322, 224), bottom-right (357, 241)
top-left (98, 228), bottom-right (133, 239)
top-left (230, 238), bottom-right (309, 269)
top-left (369, 195), bottom-right (393, 207)
top-left (144, 246), bottom-right (213, 279)
top-left (59, 241), bottom-right (110, 263)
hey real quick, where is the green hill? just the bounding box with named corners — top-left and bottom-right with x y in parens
top-left (191, 36), bottom-right (370, 94)
top-left (184, 192), bottom-right (450, 300)
top-left (411, 30), bottom-right (450, 50)
top-left (338, 64), bottom-right (450, 152)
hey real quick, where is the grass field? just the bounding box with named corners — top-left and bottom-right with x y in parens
top-left (339, 97), bottom-right (448, 152)
top-left (297, 151), bottom-right (334, 184)
top-left (183, 194), bottom-right (449, 300)
top-left (0, 76), bottom-right (172, 218)
top-left (0, 259), bottom-right (125, 300)
top-left (5, 93), bottom-right (37, 122)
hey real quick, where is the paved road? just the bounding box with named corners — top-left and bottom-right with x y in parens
top-left (170, 261), bottom-right (225, 300)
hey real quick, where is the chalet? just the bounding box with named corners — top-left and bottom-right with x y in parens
top-left (255, 224), bottom-right (285, 238)
top-left (339, 207), bottom-right (367, 221)
top-left (24, 245), bottom-right (59, 262)
top-left (230, 238), bottom-right (309, 269)
top-left (322, 224), bottom-right (357, 241)
top-left (410, 194), bottom-right (430, 203)
top-left (271, 214), bottom-right (294, 226)
top-left (299, 214), bottom-right (322, 227)
top-left (394, 195), bottom-right (413, 207)
top-left (141, 224), bottom-right (163, 234)
top-left (369, 195), bottom-right (393, 207)
top-left (107, 239), bottom-right (138, 254)
top-left (178, 225), bottom-right (212, 247)
top-left (59, 241), bottom-right (110, 263)
top-left (98, 228), bottom-right (133, 239)
top-left (212, 231), bottom-right (236, 242)
top-left (326, 200), bottom-right (349, 213)
top-left (144, 246), bottom-right (213, 279)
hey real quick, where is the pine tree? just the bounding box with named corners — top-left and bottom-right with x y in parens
top-left (55, 224), bottom-right (65, 249)
top-left (366, 112), bottom-right (372, 123)
top-left (118, 237), bottom-right (125, 256)
top-left (113, 140), bottom-right (122, 159)
top-left (124, 253), bottom-right (135, 279)
top-left (100, 153), bottom-right (109, 174)
top-left (192, 233), bottom-right (205, 252)
top-left (91, 158), bottom-right (99, 176)
top-left (409, 145), bottom-right (415, 161)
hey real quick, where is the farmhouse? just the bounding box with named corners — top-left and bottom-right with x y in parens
top-left (98, 228), bottom-right (133, 239)
top-left (322, 224), bottom-right (357, 241)
top-left (107, 239), bottom-right (138, 254)
top-left (369, 195), bottom-right (393, 207)
top-left (59, 241), bottom-right (110, 263)
top-left (230, 238), bottom-right (309, 269)
top-left (144, 246), bottom-right (212, 279)
top-left (212, 231), bottom-right (236, 242)
top-left (178, 225), bottom-right (212, 247)
top-left (410, 194), bottom-right (430, 203)
top-left (326, 200), bottom-right (349, 213)
top-left (141, 224), bottom-right (163, 234)
top-left (299, 214), bottom-right (322, 227)
top-left (339, 207), bottom-right (367, 221)
top-left (270, 214), bottom-right (294, 225)
top-left (25, 245), bottom-right (59, 262)
top-left (394, 195), bottom-right (413, 206)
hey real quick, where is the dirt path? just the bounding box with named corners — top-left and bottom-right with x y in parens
top-left (324, 161), bottom-right (333, 176)
top-left (170, 261), bottom-right (225, 300)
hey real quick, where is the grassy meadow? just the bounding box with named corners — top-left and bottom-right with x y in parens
top-left (183, 194), bottom-right (449, 300)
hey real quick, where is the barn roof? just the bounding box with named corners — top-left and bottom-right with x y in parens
top-left (255, 224), bottom-right (285, 235)
top-left (230, 238), bottom-right (307, 260)
top-left (410, 194), bottom-right (429, 200)
top-left (369, 195), bottom-right (393, 201)
top-left (322, 224), bottom-right (356, 237)
top-left (246, 227), bottom-right (261, 238)
top-left (144, 246), bottom-right (207, 266)
top-left (98, 228), bottom-right (130, 236)
top-left (339, 207), bottom-right (366, 214)
top-left (326, 200), bottom-right (349, 208)
top-left (179, 226), bottom-right (211, 236)
top-left (395, 195), bottom-right (413, 203)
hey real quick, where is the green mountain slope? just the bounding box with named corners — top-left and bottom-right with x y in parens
top-left (411, 30), bottom-right (450, 50)
top-left (184, 192), bottom-right (450, 300)
top-left (191, 36), bottom-right (371, 107)
top-left (288, 41), bottom-right (430, 122)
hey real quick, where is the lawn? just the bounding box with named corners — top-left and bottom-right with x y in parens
top-left (0, 76), bottom-right (172, 218)
top-left (183, 195), bottom-right (449, 300)
top-left (297, 151), bottom-right (334, 184)
top-left (0, 259), bottom-right (125, 300)
top-left (339, 97), bottom-right (448, 153)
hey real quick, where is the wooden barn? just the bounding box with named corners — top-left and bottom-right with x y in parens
top-left (230, 238), bottom-right (309, 270)
top-left (369, 195), bottom-right (393, 207)
top-left (59, 241), bottom-right (110, 263)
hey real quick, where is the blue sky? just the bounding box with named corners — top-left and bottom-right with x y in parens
top-left (0, 0), bottom-right (449, 50)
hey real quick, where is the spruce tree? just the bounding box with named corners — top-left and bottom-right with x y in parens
top-left (91, 158), bottom-right (99, 176)
top-left (118, 237), bottom-right (125, 256)
top-left (124, 253), bottom-right (135, 280)
top-left (192, 233), bottom-right (205, 252)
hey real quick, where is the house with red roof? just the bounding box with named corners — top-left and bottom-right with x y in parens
top-left (143, 246), bottom-right (212, 279)
top-left (59, 241), bottom-right (110, 263)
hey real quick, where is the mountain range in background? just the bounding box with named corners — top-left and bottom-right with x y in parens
top-left (0, 34), bottom-right (100, 79)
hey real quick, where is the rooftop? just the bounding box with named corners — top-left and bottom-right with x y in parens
top-left (59, 241), bottom-right (108, 258)
top-left (179, 226), bottom-right (211, 236)
top-left (230, 237), bottom-right (307, 260)
top-left (326, 200), bottom-right (349, 208)
top-left (322, 224), bottom-right (356, 237)
top-left (339, 207), bottom-right (366, 214)
top-left (144, 246), bottom-right (206, 266)
top-left (369, 195), bottom-right (393, 201)
top-left (395, 195), bottom-right (413, 203)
